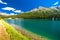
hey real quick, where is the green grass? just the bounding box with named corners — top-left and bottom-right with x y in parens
top-left (0, 19), bottom-right (30, 40)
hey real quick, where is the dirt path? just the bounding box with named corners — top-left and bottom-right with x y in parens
top-left (0, 21), bottom-right (10, 40)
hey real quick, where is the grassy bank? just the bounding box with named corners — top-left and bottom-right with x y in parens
top-left (0, 19), bottom-right (30, 40)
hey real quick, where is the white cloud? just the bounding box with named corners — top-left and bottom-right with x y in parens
top-left (14, 10), bottom-right (21, 13)
top-left (0, 12), bottom-right (16, 16)
top-left (14, 10), bottom-right (24, 13)
top-left (0, 12), bottom-right (10, 16)
top-left (2, 7), bottom-right (15, 11)
top-left (0, 0), bottom-right (7, 5)
top-left (53, 2), bottom-right (59, 5)
top-left (2, 7), bottom-right (23, 13)
top-left (9, 13), bottom-right (15, 15)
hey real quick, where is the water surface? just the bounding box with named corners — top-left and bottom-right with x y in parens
top-left (5, 19), bottom-right (60, 40)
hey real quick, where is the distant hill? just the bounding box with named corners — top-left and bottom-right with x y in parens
top-left (14, 6), bottom-right (60, 19)
top-left (2, 6), bottom-right (60, 19)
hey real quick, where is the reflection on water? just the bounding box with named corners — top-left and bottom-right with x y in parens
top-left (5, 19), bottom-right (60, 40)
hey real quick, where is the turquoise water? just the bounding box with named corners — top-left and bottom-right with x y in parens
top-left (6, 19), bottom-right (60, 40)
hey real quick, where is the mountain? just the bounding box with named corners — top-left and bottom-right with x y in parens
top-left (2, 6), bottom-right (60, 19)
top-left (14, 6), bottom-right (60, 19)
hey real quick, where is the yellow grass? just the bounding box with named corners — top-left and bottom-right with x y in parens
top-left (0, 19), bottom-right (29, 40)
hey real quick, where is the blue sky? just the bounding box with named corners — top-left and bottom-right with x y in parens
top-left (0, 0), bottom-right (60, 15)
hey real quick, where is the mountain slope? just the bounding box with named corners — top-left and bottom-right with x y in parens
top-left (15, 6), bottom-right (60, 19)
top-left (1, 6), bottom-right (60, 19)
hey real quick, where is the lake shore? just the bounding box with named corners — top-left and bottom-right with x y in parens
top-left (0, 19), bottom-right (50, 40)
top-left (0, 19), bottom-right (29, 40)
top-left (10, 24), bottom-right (50, 40)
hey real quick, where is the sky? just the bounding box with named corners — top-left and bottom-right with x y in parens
top-left (0, 0), bottom-right (60, 15)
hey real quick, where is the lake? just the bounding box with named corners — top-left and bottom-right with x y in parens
top-left (5, 19), bottom-right (60, 40)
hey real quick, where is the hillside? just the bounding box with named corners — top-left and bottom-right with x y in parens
top-left (14, 6), bottom-right (60, 19)
top-left (1, 6), bottom-right (60, 19)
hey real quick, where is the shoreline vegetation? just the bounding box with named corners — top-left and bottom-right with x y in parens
top-left (0, 19), bottom-right (50, 40)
